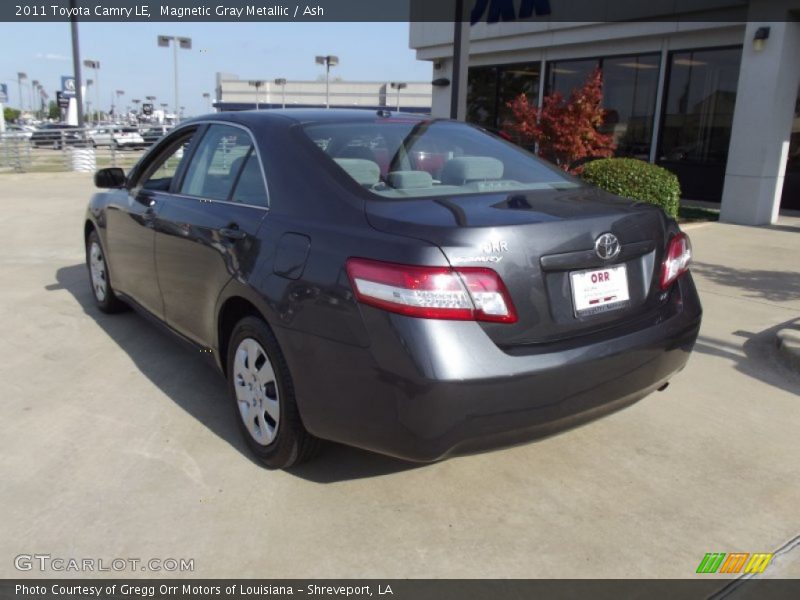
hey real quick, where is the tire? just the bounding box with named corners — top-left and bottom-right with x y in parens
top-left (227, 316), bottom-right (319, 469)
top-left (85, 230), bottom-right (126, 313)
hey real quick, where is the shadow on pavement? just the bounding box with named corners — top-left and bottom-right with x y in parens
top-left (691, 262), bottom-right (800, 304)
top-left (693, 319), bottom-right (800, 397)
top-left (47, 263), bottom-right (420, 483)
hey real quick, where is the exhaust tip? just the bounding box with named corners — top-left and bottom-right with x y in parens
top-left (657, 382), bottom-right (670, 392)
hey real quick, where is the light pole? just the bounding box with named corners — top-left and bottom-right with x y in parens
top-left (315, 55), bottom-right (338, 108)
top-left (83, 59), bottom-right (100, 122)
top-left (145, 95), bottom-right (156, 119)
top-left (115, 90), bottom-right (124, 122)
top-left (202, 92), bottom-right (211, 112)
top-left (248, 80), bottom-right (265, 110)
top-left (390, 82), bottom-right (407, 111)
top-left (157, 35), bottom-right (192, 121)
top-left (132, 98), bottom-right (140, 121)
top-left (35, 83), bottom-right (45, 119)
top-left (85, 78), bottom-right (93, 121)
top-left (30, 80), bottom-right (39, 117)
top-left (274, 78), bottom-right (287, 109)
top-left (17, 72), bottom-right (26, 112)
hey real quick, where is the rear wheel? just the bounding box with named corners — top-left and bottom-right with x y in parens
top-left (227, 316), bottom-right (318, 469)
top-left (86, 230), bottom-right (126, 313)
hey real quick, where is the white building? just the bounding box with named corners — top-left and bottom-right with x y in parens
top-left (409, 0), bottom-right (800, 224)
top-left (215, 74), bottom-right (432, 114)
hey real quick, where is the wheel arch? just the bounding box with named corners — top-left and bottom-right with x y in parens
top-left (84, 219), bottom-right (96, 243)
top-left (217, 294), bottom-right (270, 377)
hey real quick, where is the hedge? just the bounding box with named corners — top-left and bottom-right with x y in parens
top-left (580, 158), bottom-right (681, 218)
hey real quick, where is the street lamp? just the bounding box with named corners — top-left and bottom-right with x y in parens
top-left (202, 92), bottom-right (211, 113)
top-left (35, 83), bottom-right (45, 119)
top-left (85, 78), bottom-right (93, 121)
top-left (248, 80), bottom-right (265, 110)
top-left (274, 78), bottom-right (287, 109)
top-left (17, 72), bottom-right (26, 112)
top-left (158, 35), bottom-right (192, 121)
top-left (83, 59), bottom-right (100, 122)
top-left (30, 80), bottom-right (39, 117)
top-left (390, 82), bottom-right (407, 111)
top-left (315, 55), bottom-right (338, 108)
top-left (132, 98), bottom-right (141, 119)
top-left (115, 90), bottom-right (124, 122)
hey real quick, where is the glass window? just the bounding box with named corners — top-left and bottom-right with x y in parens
top-left (229, 150), bottom-right (269, 207)
top-left (658, 47), bottom-right (742, 165)
top-left (303, 120), bottom-right (577, 199)
top-left (546, 54), bottom-right (660, 160)
top-left (602, 54), bottom-right (660, 159)
top-left (467, 63), bottom-right (541, 131)
top-left (497, 63), bottom-right (541, 130)
top-left (137, 130), bottom-right (196, 192)
top-left (546, 59), bottom-right (598, 98)
top-left (781, 82), bottom-right (800, 209)
top-left (467, 66), bottom-right (499, 129)
top-left (180, 124), bottom-right (254, 201)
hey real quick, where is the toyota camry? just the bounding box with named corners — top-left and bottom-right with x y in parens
top-left (85, 110), bottom-right (701, 468)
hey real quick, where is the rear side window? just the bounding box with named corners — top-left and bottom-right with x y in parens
top-left (180, 124), bottom-right (267, 206)
top-left (303, 120), bottom-right (577, 199)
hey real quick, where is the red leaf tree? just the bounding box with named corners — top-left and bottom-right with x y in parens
top-left (503, 68), bottom-right (616, 170)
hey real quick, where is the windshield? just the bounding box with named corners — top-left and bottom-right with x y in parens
top-left (303, 119), bottom-right (578, 199)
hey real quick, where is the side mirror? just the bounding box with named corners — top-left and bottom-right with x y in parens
top-left (95, 167), bottom-right (126, 189)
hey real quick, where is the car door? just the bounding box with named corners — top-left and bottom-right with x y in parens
top-left (103, 127), bottom-right (199, 319)
top-left (153, 123), bottom-right (269, 348)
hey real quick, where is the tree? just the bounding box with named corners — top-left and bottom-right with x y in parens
top-left (4, 106), bottom-right (21, 123)
top-left (504, 67), bottom-right (615, 170)
top-left (48, 101), bottom-right (60, 120)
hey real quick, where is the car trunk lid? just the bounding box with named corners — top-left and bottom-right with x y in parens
top-left (365, 187), bottom-right (670, 348)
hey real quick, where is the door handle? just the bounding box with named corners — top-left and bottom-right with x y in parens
top-left (219, 226), bottom-right (247, 240)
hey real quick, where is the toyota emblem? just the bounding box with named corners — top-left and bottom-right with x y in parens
top-left (595, 233), bottom-right (621, 260)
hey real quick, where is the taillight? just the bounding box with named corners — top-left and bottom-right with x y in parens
top-left (660, 232), bottom-right (692, 290)
top-left (346, 258), bottom-right (517, 323)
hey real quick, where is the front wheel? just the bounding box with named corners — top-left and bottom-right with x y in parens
top-left (227, 316), bottom-right (319, 469)
top-left (86, 230), bottom-right (126, 313)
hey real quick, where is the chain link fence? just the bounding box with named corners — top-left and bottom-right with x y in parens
top-left (0, 125), bottom-right (169, 174)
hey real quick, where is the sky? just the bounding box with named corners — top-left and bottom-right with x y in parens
top-left (0, 21), bottom-right (431, 116)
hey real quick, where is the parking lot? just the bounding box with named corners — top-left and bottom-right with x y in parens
top-left (1, 172), bottom-right (798, 580)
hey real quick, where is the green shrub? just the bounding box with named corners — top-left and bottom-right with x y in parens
top-left (580, 158), bottom-right (681, 218)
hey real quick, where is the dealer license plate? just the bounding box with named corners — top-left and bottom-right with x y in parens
top-left (570, 265), bottom-right (630, 317)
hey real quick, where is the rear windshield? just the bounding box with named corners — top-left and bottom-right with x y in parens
top-left (302, 119), bottom-right (578, 198)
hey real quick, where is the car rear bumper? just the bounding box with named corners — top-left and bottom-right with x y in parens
top-left (280, 274), bottom-right (702, 462)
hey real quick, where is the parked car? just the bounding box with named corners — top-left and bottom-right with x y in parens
top-left (30, 124), bottom-right (85, 149)
top-left (88, 126), bottom-right (146, 149)
top-left (1, 124), bottom-right (34, 141)
top-left (140, 126), bottom-right (170, 146)
top-left (85, 110), bottom-right (701, 469)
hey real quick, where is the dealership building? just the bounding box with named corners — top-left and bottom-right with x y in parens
top-left (214, 74), bottom-right (432, 113)
top-left (409, 0), bottom-right (800, 224)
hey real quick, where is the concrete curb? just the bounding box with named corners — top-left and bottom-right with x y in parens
top-left (776, 327), bottom-right (800, 372)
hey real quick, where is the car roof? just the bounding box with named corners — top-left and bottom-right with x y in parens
top-left (183, 109), bottom-right (432, 128)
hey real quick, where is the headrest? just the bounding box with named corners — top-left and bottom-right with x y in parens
top-left (387, 170), bottom-right (434, 189)
top-left (334, 158), bottom-right (380, 187)
top-left (441, 157), bottom-right (504, 185)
